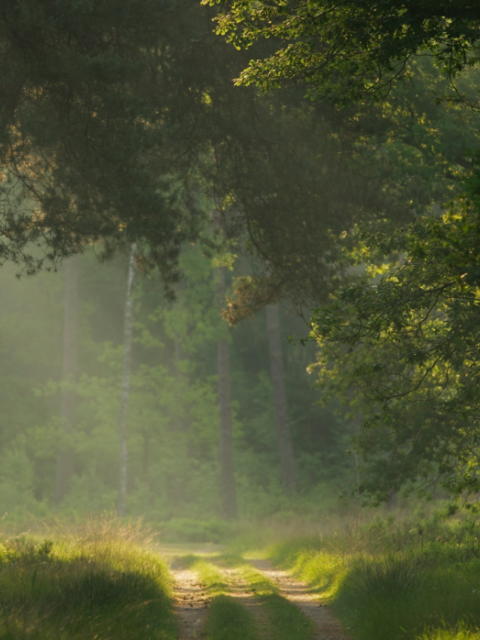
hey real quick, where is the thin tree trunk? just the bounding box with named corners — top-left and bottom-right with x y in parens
top-left (216, 267), bottom-right (237, 520)
top-left (117, 244), bottom-right (136, 518)
top-left (54, 254), bottom-right (79, 506)
top-left (266, 304), bottom-right (297, 496)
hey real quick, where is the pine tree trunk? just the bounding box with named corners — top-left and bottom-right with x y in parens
top-left (54, 254), bottom-right (79, 506)
top-left (117, 245), bottom-right (136, 518)
top-left (266, 304), bottom-right (297, 496)
top-left (216, 267), bottom-right (237, 520)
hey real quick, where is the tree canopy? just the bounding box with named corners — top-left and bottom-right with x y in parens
top-left (206, 0), bottom-right (480, 104)
top-left (205, 0), bottom-right (480, 506)
top-left (0, 0), bottom-right (405, 297)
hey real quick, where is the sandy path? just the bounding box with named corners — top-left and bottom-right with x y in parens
top-left (250, 559), bottom-right (351, 640)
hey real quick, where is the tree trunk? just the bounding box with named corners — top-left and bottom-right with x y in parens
top-left (266, 304), bottom-right (297, 496)
top-left (117, 245), bottom-right (136, 518)
top-left (216, 267), bottom-right (237, 520)
top-left (54, 254), bottom-right (79, 506)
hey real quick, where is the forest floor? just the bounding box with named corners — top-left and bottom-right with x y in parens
top-left (159, 544), bottom-right (351, 640)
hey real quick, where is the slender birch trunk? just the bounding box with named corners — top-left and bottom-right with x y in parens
top-left (117, 244), bottom-right (136, 518)
top-left (54, 254), bottom-right (79, 506)
top-left (266, 304), bottom-right (297, 496)
top-left (216, 267), bottom-right (237, 520)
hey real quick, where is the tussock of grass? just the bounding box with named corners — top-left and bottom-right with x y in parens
top-left (266, 514), bottom-right (480, 640)
top-left (417, 627), bottom-right (480, 640)
top-left (203, 595), bottom-right (260, 640)
top-left (192, 558), bottom-right (229, 596)
top-left (0, 521), bottom-right (177, 639)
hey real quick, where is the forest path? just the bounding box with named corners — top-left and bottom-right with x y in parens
top-left (157, 544), bottom-right (350, 640)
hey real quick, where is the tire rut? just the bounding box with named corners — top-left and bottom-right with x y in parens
top-left (249, 559), bottom-right (352, 640)
top-left (170, 562), bottom-right (210, 640)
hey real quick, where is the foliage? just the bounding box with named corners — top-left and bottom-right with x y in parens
top-left (0, 446), bottom-right (45, 517)
top-left (0, 0), bottom-right (209, 280)
top-left (218, 57), bottom-right (480, 317)
top-left (0, 0), bottom-right (423, 313)
top-left (309, 152), bottom-right (480, 505)
top-left (0, 0), bottom-right (379, 299)
top-left (201, 0), bottom-right (480, 510)
top-left (160, 518), bottom-right (232, 543)
top-left (205, 0), bottom-right (480, 105)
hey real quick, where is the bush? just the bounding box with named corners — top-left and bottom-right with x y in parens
top-left (159, 517), bottom-right (233, 543)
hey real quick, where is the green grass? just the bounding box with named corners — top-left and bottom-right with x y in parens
top-left (417, 627), bottom-right (480, 640)
top-left (0, 523), bottom-right (177, 639)
top-left (203, 596), bottom-right (260, 640)
top-left (264, 514), bottom-right (480, 640)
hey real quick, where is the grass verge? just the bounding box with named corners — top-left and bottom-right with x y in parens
top-left (0, 522), bottom-right (177, 639)
top-left (264, 513), bottom-right (480, 640)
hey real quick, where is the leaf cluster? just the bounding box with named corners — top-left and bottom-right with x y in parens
top-left (205, 0), bottom-right (480, 104)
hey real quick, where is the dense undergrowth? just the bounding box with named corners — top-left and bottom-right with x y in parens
top-left (0, 521), bottom-right (177, 640)
top-left (260, 511), bottom-right (480, 640)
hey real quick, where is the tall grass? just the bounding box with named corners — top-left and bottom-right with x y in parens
top-left (0, 520), bottom-right (177, 639)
